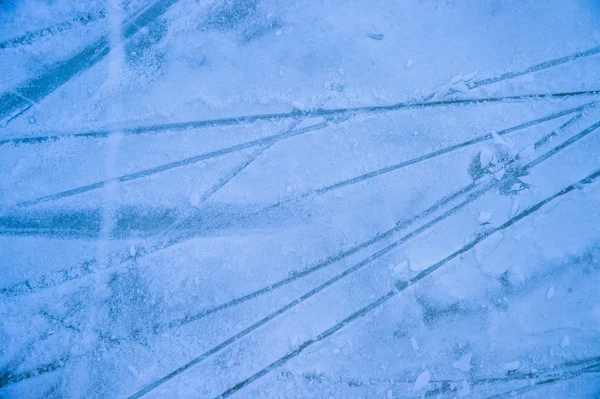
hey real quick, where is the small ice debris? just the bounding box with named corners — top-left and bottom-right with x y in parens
top-left (503, 361), bottom-right (521, 371)
top-left (461, 70), bottom-right (478, 82)
top-left (332, 348), bottom-right (341, 355)
top-left (453, 81), bottom-right (469, 93)
top-left (457, 380), bottom-right (471, 397)
top-left (406, 59), bottom-right (413, 68)
top-left (275, 30), bottom-right (282, 36)
top-left (391, 259), bottom-right (409, 275)
top-left (387, 390), bottom-right (393, 399)
top-left (560, 335), bottom-right (570, 348)
top-left (129, 245), bottom-right (137, 257)
top-left (189, 191), bottom-right (201, 206)
top-left (530, 379), bottom-right (536, 386)
top-left (453, 353), bottom-right (472, 372)
top-left (510, 391), bottom-right (517, 397)
top-left (409, 258), bottom-right (424, 272)
top-left (410, 337), bottom-right (419, 351)
top-left (491, 130), bottom-right (512, 148)
top-left (413, 370), bottom-right (430, 391)
top-left (511, 183), bottom-right (523, 191)
top-left (478, 211), bottom-right (492, 224)
top-left (546, 287), bottom-right (555, 300)
top-left (291, 101), bottom-right (305, 111)
top-left (517, 175), bottom-right (532, 184)
top-left (286, 185), bottom-right (293, 193)
top-left (519, 144), bottom-right (535, 158)
top-left (493, 168), bottom-right (505, 180)
top-left (480, 147), bottom-right (494, 168)
top-left (432, 82), bottom-right (454, 99)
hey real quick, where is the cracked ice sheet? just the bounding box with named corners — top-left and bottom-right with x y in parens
top-left (0, 0), bottom-right (153, 93)
top-left (0, 118), bottom-right (294, 206)
top-left (244, 188), bottom-right (600, 399)
top-left (3, 0), bottom-right (600, 131)
top-left (0, 109), bottom-right (572, 300)
top-left (2, 0), bottom-right (600, 398)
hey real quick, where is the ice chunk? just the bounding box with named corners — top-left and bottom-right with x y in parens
top-left (461, 70), bottom-right (478, 82)
top-left (517, 175), bottom-right (532, 184)
top-left (457, 380), bottom-right (471, 397)
top-left (189, 191), bottom-right (201, 206)
top-left (129, 245), bottom-right (137, 257)
top-left (387, 390), bottom-right (393, 399)
top-left (291, 101), bottom-right (305, 111)
top-left (560, 335), bottom-right (570, 348)
top-left (453, 353), bottom-right (472, 372)
top-left (503, 361), bottom-right (521, 371)
top-left (546, 287), bottom-right (555, 300)
top-left (433, 83), bottom-right (453, 99)
top-left (410, 337), bottom-right (419, 351)
top-left (454, 82), bottom-right (469, 93)
top-left (493, 168), bottom-right (505, 180)
top-left (478, 212), bottom-right (492, 224)
top-left (491, 130), bottom-right (513, 148)
top-left (480, 147), bottom-right (494, 168)
top-left (413, 370), bottom-right (430, 391)
top-left (519, 144), bottom-right (535, 158)
top-left (406, 59), bottom-right (413, 68)
top-left (391, 259), bottom-right (409, 275)
top-left (451, 71), bottom-right (478, 84)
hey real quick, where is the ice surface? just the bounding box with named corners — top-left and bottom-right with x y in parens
top-left (1, 1), bottom-right (600, 398)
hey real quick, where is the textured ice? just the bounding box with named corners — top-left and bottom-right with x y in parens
top-left (1, 1), bottom-right (600, 398)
